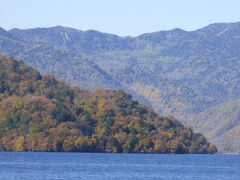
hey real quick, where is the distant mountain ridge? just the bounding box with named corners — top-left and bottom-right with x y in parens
top-left (8, 26), bottom-right (145, 54)
top-left (0, 22), bottom-right (240, 152)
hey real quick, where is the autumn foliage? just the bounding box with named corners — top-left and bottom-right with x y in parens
top-left (0, 56), bottom-right (217, 153)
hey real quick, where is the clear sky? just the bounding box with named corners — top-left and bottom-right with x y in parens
top-left (1, 0), bottom-right (240, 36)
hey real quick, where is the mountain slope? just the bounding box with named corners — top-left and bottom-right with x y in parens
top-left (0, 55), bottom-right (217, 153)
top-left (191, 99), bottom-right (240, 153)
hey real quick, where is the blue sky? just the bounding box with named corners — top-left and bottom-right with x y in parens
top-left (1, 0), bottom-right (240, 36)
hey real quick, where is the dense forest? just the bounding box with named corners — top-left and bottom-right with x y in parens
top-left (0, 55), bottom-right (217, 153)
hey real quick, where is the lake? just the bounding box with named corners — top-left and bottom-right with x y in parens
top-left (0, 152), bottom-right (239, 180)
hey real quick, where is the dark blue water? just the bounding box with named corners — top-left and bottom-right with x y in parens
top-left (0, 152), bottom-right (240, 180)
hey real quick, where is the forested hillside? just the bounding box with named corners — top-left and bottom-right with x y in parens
top-left (0, 55), bottom-right (217, 153)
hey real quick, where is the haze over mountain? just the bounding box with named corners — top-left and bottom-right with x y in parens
top-left (0, 22), bottom-right (240, 152)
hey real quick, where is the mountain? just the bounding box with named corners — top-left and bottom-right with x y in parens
top-left (0, 55), bottom-right (217, 153)
top-left (0, 26), bottom-right (150, 104)
top-left (0, 22), bottom-right (240, 152)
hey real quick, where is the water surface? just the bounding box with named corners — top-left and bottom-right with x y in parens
top-left (0, 152), bottom-right (239, 180)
